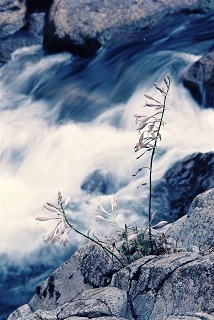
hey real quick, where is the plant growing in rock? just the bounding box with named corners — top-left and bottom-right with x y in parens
top-left (35, 76), bottom-right (171, 266)
top-left (132, 75), bottom-right (171, 252)
top-left (35, 191), bottom-right (126, 267)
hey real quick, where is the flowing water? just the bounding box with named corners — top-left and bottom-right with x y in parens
top-left (0, 11), bottom-right (214, 318)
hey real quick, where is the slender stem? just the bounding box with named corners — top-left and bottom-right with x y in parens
top-left (60, 205), bottom-right (126, 267)
top-left (148, 80), bottom-right (170, 251)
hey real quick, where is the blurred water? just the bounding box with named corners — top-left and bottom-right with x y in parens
top-left (0, 11), bottom-right (214, 319)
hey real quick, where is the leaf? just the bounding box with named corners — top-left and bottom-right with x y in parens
top-left (132, 166), bottom-right (151, 177)
top-left (137, 182), bottom-right (147, 189)
top-left (87, 228), bottom-right (91, 237)
top-left (136, 148), bottom-right (153, 159)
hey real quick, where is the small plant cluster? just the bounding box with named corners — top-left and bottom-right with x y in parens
top-left (35, 76), bottom-right (171, 267)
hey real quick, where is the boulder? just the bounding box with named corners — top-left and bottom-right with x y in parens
top-left (0, 0), bottom-right (48, 64)
top-left (111, 252), bottom-right (214, 320)
top-left (57, 287), bottom-right (127, 319)
top-left (0, 0), bottom-right (26, 38)
top-left (182, 50), bottom-right (214, 108)
top-left (28, 238), bottom-right (121, 312)
top-left (152, 152), bottom-right (214, 222)
top-left (43, 0), bottom-right (214, 57)
top-left (25, 0), bottom-right (53, 14)
top-left (162, 188), bottom-right (214, 249)
top-left (7, 188), bottom-right (214, 320)
top-left (81, 170), bottom-right (126, 195)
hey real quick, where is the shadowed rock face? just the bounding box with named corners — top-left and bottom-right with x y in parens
top-left (182, 50), bottom-right (214, 109)
top-left (7, 189), bottom-right (214, 320)
top-left (152, 152), bottom-right (214, 223)
top-left (43, 0), bottom-right (214, 57)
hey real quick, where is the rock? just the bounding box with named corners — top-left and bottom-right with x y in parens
top-left (0, 0), bottom-right (48, 64)
top-left (28, 239), bottom-right (121, 312)
top-left (152, 152), bottom-right (214, 222)
top-left (167, 313), bottom-right (214, 320)
top-left (111, 252), bottom-right (214, 320)
top-left (182, 50), bottom-right (214, 108)
top-left (7, 304), bottom-right (37, 320)
top-left (162, 188), bottom-right (214, 249)
top-left (7, 189), bottom-right (214, 320)
top-left (57, 287), bottom-right (127, 319)
top-left (0, 0), bottom-right (26, 38)
top-left (25, 0), bottom-right (53, 14)
top-left (81, 169), bottom-right (125, 195)
top-left (43, 0), bottom-right (214, 57)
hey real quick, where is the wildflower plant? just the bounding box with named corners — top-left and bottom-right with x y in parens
top-left (35, 76), bottom-right (171, 268)
top-left (36, 192), bottom-right (125, 267)
top-left (133, 76), bottom-right (171, 251)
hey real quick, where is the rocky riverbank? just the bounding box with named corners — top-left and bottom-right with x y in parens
top-left (7, 188), bottom-right (214, 320)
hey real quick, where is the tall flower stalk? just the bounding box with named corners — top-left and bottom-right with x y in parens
top-left (134, 76), bottom-right (171, 251)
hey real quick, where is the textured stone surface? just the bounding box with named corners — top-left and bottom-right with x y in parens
top-left (7, 189), bottom-right (214, 320)
top-left (152, 152), bottom-right (214, 222)
top-left (0, 0), bottom-right (26, 38)
top-left (182, 49), bottom-right (214, 108)
top-left (7, 304), bottom-right (38, 320)
top-left (111, 252), bottom-right (214, 320)
top-left (57, 287), bottom-right (127, 319)
top-left (163, 188), bottom-right (214, 248)
top-left (43, 0), bottom-right (214, 56)
top-left (28, 240), bottom-right (121, 312)
top-left (167, 313), bottom-right (214, 320)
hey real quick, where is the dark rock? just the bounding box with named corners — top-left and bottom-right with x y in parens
top-left (43, 0), bottom-right (214, 57)
top-left (81, 170), bottom-right (122, 195)
top-left (152, 152), bottom-right (214, 222)
top-left (0, 13), bottom-right (44, 64)
top-left (162, 188), bottom-right (214, 249)
top-left (26, 0), bottom-right (53, 14)
top-left (182, 50), bottom-right (214, 108)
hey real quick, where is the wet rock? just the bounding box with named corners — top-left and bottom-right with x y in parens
top-left (43, 0), bottom-right (214, 57)
top-left (81, 170), bottom-right (123, 195)
top-left (152, 152), bottom-right (214, 222)
top-left (25, 0), bottom-right (53, 14)
top-left (0, 0), bottom-right (26, 38)
top-left (182, 50), bottom-right (214, 108)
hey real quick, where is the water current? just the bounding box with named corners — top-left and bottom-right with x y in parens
top-left (0, 11), bottom-right (213, 318)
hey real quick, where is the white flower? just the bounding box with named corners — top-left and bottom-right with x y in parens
top-left (64, 196), bottom-right (72, 207)
top-left (152, 220), bottom-right (168, 228)
top-left (43, 203), bottom-right (59, 213)
top-left (95, 215), bottom-right (110, 222)
top-left (43, 218), bottom-right (68, 245)
top-left (95, 197), bottom-right (119, 226)
top-left (95, 204), bottom-right (112, 216)
top-left (111, 197), bottom-right (117, 212)
top-left (35, 216), bottom-right (60, 221)
top-left (36, 194), bottom-right (71, 246)
top-left (128, 233), bottom-right (139, 241)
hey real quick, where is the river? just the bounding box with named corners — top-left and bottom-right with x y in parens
top-left (0, 10), bottom-right (213, 319)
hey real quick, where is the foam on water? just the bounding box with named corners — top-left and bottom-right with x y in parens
top-left (0, 11), bottom-right (214, 317)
